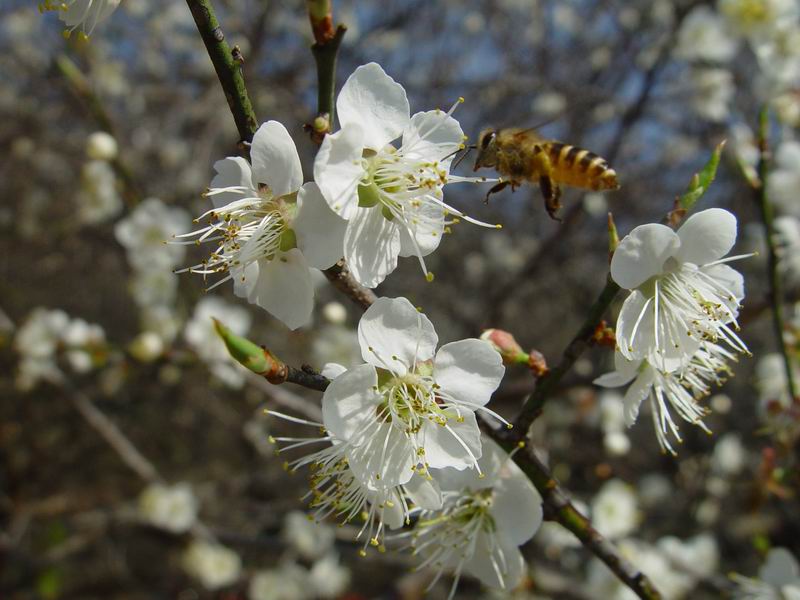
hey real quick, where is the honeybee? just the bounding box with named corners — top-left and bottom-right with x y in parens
top-left (472, 128), bottom-right (620, 220)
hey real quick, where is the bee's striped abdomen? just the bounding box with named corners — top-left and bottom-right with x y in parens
top-left (545, 142), bottom-right (619, 191)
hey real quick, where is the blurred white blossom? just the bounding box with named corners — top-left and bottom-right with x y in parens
top-left (86, 131), bottom-right (118, 161)
top-left (591, 479), bottom-right (639, 540)
top-left (282, 511), bottom-right (335, 561)
top-left (138, 482), bottom-right (199, 534)
top-left (732, 547), bottom-right (800, 599)
top-left (182, 539), bottom-right (241, 590)
top-left (76, 160), bottom-right (122, 225)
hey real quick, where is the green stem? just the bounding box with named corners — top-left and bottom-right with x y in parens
top-left (515, 276), bottom-right (621, 433)
top-left (311, 25), bottom-right (347, 127)
top-left (755, 106), bottom-right (798, 402)
top-left (186, 0), bottom-right (259, 142)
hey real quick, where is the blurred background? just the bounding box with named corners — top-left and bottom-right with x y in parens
top-left (2, 0), bottom-right (799, 598)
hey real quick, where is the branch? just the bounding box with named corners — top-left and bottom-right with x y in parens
top-left (487, 426), bottom-right (663, 600)
top-left (752, 106), bottom-right (798, 401)
top-left (323, 259), bottom-right (378, 310)
top-left (54, 54), bottom-right (142, 207)
top-left (186, 0), bottom-right (259, 143)
top-left (513, 277), bottom-right (620, 433)
top-left (311, 24), bottom-right (347, 133)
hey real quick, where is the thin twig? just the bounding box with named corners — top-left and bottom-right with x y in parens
top-left (185, 0), bottom-right (259, 143)
top-left (753, 106), bottom-right (798, 401)
top-left (67, 384), bottom-right (161, 483)
top-left (487, 426), bottom-right (662, 600)
top-left (54, 54), bottom-right (142, 207)
top-left (311, 24), bottom-right (347, 129)
top-left (514, 277), bottom-right (620, 432)
top-left (323, 260), bottom-right (378, 310)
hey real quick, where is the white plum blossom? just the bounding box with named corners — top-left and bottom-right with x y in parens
top-left (115, 197), bottom-right (191, 271)
top-left (282, 511), bottom-right (336, 560)
top-left (658, 533), bottom-right (720, 581)
top-left (309, 554), bottom-right (351, 599)
top-left (321, 296), bottom-right (506, 490)
top-left (711, 433), bottom-right (747, 475)
top-left (182, 539), bottom-right (241, 590)
top-left (768, 141), bottom-right (800, 216)
top-left (177, 121), bottom-right (346, 330)
top-left (590, 479), bottom-right (639, 540)
top-left (688, 67), bottom-right (735, 122)
top-left (185, 296), bottom-right (252, 389)
top-left (611, 208), bottom-right (748, 370)
top-left (733, 548), bottom-right (800, 600)
top-left (41, 0), bottom-right (121, 38)
top-left (138, 482), bottom-right (199, 534)
top-left (594, 345), bottom-right (734, 454)
top-left (76, 160), bottom-right (122, 225)
top-left (407, 438), bottom-right (543, 598)
top-left (718, 0), bottom-right (799, 43)
top-left (249, 563), bottom-right (311, 600)
top-left (314, 62), bottom-right (498, 288)
top-left (675, 6), bottom-right (739, 62)
top-left (86, 131), bottom-right (118, 161)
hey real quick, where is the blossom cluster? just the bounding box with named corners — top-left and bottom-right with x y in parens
top-left (176, 63), bottom-right (495, 330)
top-left (267, 296), bottom-right (543, 596)
top-left (595, 209), bottom-right (750, 453)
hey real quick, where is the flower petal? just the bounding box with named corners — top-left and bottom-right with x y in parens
top-left (401, 110), bottom-right (465, 165)
top-left (250, 121), bottom-right (303, 197)
top-left (622, 369), bottom-right (654, 426)
top-left (463, 531), bottom-right (525, 591)
top-left (611, 223), bottom-right (680, 289)
top-left (321, 363), bottom-right (379, 441)
top-left (675, 208), bottom-right (737, 265)
top-left (347, 423), bottom-right (415, 489)
top-left (249, 249), bottom-right (313, 330)
top-left (209, 157), bottom-right (255, 208)
top-left (293, 182), bottom-right (347, 269)
top-left (358, 296), bottom-right (438, 373)
top-left (702, 263), bottom-right (745, 307)
top-left (344, 207), bottom-right (401, 288)
top-left (485, 439), bottom-right (543, 546)
top-left (397, 192), bottom-right (446, 258)
top-left (321, 362), bottom-right (347, 379)
top-left (593, 352), bottom-right (641, 388)
top-left (337, 63), bottom-right (410, 150)
top-left (433, 339), bottom-right (505, 408)
top-left (404, 474), bottom-right (442, 510)
top-left (760, 548), bottom-right (800, 588)
top-left (313, 125), bottom-right (366, 221)
top-left (418, 411), bottom-right (482, 471)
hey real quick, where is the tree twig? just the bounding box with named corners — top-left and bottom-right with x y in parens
top-left (311, 24), bottom-right (347, 130)
top-left (185, 0), bottom-right (258, 143)
top-left (54, 54), bottom-right (142, 207)
top-left (753, 106), bottom-right (798, 401)
top-left (514, 277), bottom-right (620, 433)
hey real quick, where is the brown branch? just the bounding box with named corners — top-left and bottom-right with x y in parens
top-left (323, 260), bottom-right (378, 310)
top-left (186, 0), bottom-right (259, 143)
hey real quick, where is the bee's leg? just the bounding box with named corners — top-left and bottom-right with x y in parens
top-left (484, 180), bottom-right (510, 204)
top-left (540, 176), bottom-right (563, 221)
top-left (530, 146), bottom-right (561, 221)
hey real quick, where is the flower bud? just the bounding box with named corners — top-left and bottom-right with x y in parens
top-left (481, 329), bottom-right (526, 365)
top-left (86, 131), bottom-right (118, 161)
top-left (213, 318), bottom-right (287, 383)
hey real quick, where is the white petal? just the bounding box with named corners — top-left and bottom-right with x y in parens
top-left (433, 339), bottom-right (505, 408)
top-left (347, 423), bottom-right (415, 489)
top-left (760, 548), bottom-right (800, 588)
top-left (232, 261), bottom-right (260, 300)
top-left (397, 193), bottom-right (446, 258)
top-left (321, 362), bottom-right (347, 379)
top-left (486, 440), bottom-right (543, 546)
top-left (615, 290), bottom-right (651, 361)
top-left (209, 157), bottom-right (255, 208)
top-left (463, 531), bottom-right (525, 591)
top-left (611, 223), bottom-right (680, 289)
top-left (293, 182), bottom-right (346, 269)
top-left (401, 110), bottom-right (465, 165)
top-left (593, 351), bottom-right (641, 388)
top-left (404, 474), bottom-right (442, 510)
top-left (250, 249), bottom-right (313, 330)
top-left (337, 63), bottom-right (410, 150)
top-left (622, 370), bottom-right (653, 426)
top-left (675, 208), bottom-right (737, 265)
top-left (418, 411), bottom-right (482, 471)
top-left (702, 263), bottom-right (745, 305)
top-left (358, 297), bottom-right (438, 373)
top-left (313, 125), bottom-right (366, 221)
top-left (321, 363), bottom-right (379, 441)
top-left (344, 207), bottom-right (401, 288)
top-left (377, 487), bottom-right (407, 529)
top-left (250, 121), bottom-right (303, 197)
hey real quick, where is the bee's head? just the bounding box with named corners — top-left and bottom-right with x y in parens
top-left (474, 128), bottom-right (498, 171)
